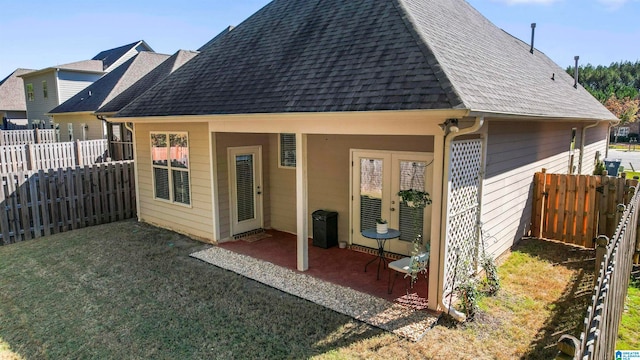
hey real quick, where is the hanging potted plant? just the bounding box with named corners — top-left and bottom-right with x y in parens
top-left (397, 189), bottom-right (432, 209)
top-left (376, 218), bottom-right (388, 234)
top-left (398, 189), bottom-right (432, 284)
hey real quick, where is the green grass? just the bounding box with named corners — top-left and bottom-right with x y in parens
top-left (617, 282), bottom-right (640, 350)
top-left (609, 144), bottom-right (640, 152)
top-left (0, 222), bottom-right (596, 359)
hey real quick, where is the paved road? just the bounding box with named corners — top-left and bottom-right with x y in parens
top-left (607, 149), bottom-right (640, 172)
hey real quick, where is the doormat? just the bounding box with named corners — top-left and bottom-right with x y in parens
top-left (239, 232), bottom-right (272, 243)
top-left (190, 247), bottom-right (440, 341)
top-left (350, 244), bottom-right (403, 261)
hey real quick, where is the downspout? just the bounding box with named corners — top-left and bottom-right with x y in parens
top-left (578, 120), bottom-right (601, 174)
top-left (439, 116), bottom-right (484, 322)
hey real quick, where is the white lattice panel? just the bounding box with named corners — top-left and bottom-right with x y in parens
top-left (443, 139), bottom-right (483, 295)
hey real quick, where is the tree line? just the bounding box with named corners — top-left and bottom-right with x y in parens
top-left (566, 61), bottom-right (640, 127)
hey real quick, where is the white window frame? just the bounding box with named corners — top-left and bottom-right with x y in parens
top-left (278, 133), bottom-right (296, 169)
top-left (26, 83), bottom-right (34, 101)
top-left (42, 80), bottom-right (48, 99)
top-left (150, 131), bottom-right (192, 207)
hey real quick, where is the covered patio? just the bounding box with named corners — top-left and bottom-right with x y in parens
top-left (219, 230), bottom-right (429, 304)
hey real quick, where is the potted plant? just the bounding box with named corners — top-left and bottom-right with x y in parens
top-left (397, 189), bottom-right (432, 208)
top-left (376, 218), bottom-right (388, 234)
top-left (398, 189), bottom-right (432, 284)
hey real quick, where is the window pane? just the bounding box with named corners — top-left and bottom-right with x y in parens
top-left (151, 134), bottom-right (167, 166)
top-left (399, 161), bottom-right (427, 241)
top-left (280, 133), bottom-right (296, 167)
top-left (173, 170), bottom-right (190, 205)
top-left (170, 133), bottom-right (189, 169)
top-left (154, 167), bottom-right (170, 200)
top-left (360, 158), bottom-right (382, 232)
top-left (236, 154), bottom-right (255, 221)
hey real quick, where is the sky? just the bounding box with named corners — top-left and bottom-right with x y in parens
top-left (1, 0), bottom-right (639, 77)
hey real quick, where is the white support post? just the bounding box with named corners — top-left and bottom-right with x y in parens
top-left (429, 134), bottom-right (445, 311)
top-left (296, 133), bottom-right (308, 271)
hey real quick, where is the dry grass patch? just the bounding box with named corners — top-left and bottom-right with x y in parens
top-left (313, 239), bottom-right (595, 360)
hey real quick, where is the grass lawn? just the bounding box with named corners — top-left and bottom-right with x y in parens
top-left (617, 280), bottom-right (640, 350)
top-left (0, 221), bottom-right (595, 359)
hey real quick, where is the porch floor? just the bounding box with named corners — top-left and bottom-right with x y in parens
top-left (219, 230), bottom-right (429, 304)
top-left (191, 230), bottom-right (440, 341)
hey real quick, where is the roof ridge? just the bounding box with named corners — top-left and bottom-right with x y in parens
top-left (392, 0), bottom-right (467, 110)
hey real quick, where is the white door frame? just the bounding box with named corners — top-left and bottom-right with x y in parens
top-left (350, 149), bottom-right (434, 255)
top-left (228, 145), bottom-right (263, 236)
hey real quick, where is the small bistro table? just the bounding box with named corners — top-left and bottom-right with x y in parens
top-left (361, 228), bottom-right (401, 280)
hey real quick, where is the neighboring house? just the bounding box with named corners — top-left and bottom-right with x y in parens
top-left (114, 0), bottom-right (617, 312)
top-left (20, 41), bottom-right (154, 128)
top-left (48, 52), bottom-right (172, 143)
top-left (0, 68), bottom-right (35, 128)
top-left (95, 50), bottom-right (199, 159)
top-left (92, 40), bottom-right (154, 72)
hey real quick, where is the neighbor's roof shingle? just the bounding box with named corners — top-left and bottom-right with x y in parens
top-left (49, 52), bottom-right (171, 114)
top-left (97, 50), bottom-right (199, 114)
top-left (116, 0), bottom-right (616, 121)
top-left (93, 40), bottom-right (152, 70)
top-left (0, 69), bottom-right (34, 111)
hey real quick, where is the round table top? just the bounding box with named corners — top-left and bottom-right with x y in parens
top-left (361, 228), bottom-right (401, 239)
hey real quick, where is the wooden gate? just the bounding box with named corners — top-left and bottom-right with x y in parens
top-left (531, 169), bottom-right (638, 247)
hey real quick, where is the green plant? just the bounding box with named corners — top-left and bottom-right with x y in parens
top-left (397, 189), bottom-right (432, 208)
top-left (375, 218), bottom-right (387, 224)
top-left (481, 252), bottom-right (500, 295)
top-left (458, 278), bottom-right (479, 320)
top-left (594, 160), bottom-right (607, 175)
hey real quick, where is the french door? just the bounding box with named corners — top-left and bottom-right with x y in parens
top-left (351, 150), bottom-right (433, 255)
top-left (228, 146), bottom-right (263, 235)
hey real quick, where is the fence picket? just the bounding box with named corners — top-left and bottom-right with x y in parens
top-left (0, 176), bottom-right (10, 244)
top-left (17, 172), bottom-right (31, 240)
top-left (47, 170), bottom-right (59, 234)
top-left (28, 174), bottom-right (41, 238)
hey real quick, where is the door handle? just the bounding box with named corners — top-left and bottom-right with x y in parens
top-left (390, 208), bottom-right (396, 211)
top-left (257, 186), bottom-right (262, 195)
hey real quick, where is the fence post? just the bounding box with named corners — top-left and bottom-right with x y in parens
top-left (0, 130), bottom-right (4, 146)
top-left (555, 334), bottom-right (580, 360)
top-left (595, 235), bottom-right (609, 286)
top-left (27, 143), bottom-right (35, 171)
top-left (76, 139), bottom-right (83, 167)
top-left (34, 128), bottom-right (40, 144)
top-left (615, 204), bottom-right (626, 234)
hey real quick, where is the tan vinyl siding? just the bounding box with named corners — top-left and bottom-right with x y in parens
top-left (51, 113), bottom-right (105, 141)
top-left (480, 120), bottom-right (603, 257)
top-left (135, 122), bottom-right (213, 241)
top-left (216, 133), bottom-right (271, 240)
top-left (302, 135), bottom-right (434, 243)
top-left (582, 123), bottom-right (608, 175)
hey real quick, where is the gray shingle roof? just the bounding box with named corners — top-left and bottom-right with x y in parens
top-left (92, 41), bottom-right (152, 70)
top-left (116, 0), bottom-right (615, 121)
top-left (97, 50), bottom-right (198, 114)
top-left (0, 69), bottom-right (34, 111)
top-left (49, 52), bottom-right (170, 114)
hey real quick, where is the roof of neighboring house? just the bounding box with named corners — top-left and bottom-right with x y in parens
top-left (0, 68), bottom-right (34, 111)
top-left (92, 40), bottom-right (154, 70)
top-left (19, 60), bottom-right (105, 79)
top-left (116, 0), bottom-right (616, 121)
top-left (49, 52), bottom-right (171, 114)
top-left (97, 50), bottom-right (199, 114)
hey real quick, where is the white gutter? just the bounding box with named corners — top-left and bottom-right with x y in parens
top-left (439, 116), bottom-right (484, 322)
top-left (578, 120), bottom-right (601, 174)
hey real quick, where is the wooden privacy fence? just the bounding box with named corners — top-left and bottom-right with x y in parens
top-left (0, 161), bottom-right (136, 245)
top-left (555, 182), bottom-right (640, 359)
top-left (0, 139), bottom-right (109, 172)
top-left (532, 170), bottom-right (638, 247)
top-left (0, 129), bottom-right (57, 145)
